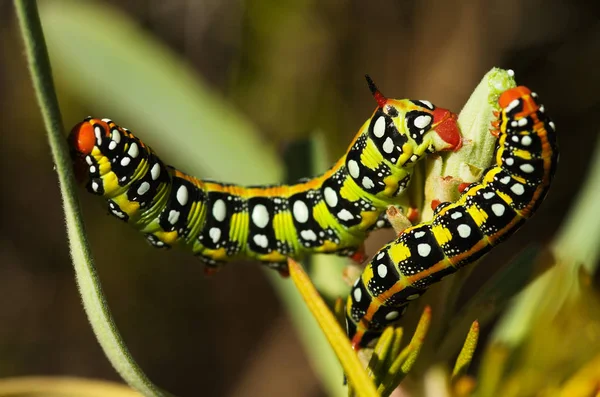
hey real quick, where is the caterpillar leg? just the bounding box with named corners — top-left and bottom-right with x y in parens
top-left (350, 243), bottom-right (368, 264)
top-left (203, 266), bottom-right (221, 276)
top-left (264, 261), bottom-right (290, 278)
top-left (196, 255), bottom-right (226, 276)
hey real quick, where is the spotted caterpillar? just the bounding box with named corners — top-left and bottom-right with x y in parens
top-left (68, 77), bottom-right (461, 274)
top-left (345, 86), bottom-right (558, 349)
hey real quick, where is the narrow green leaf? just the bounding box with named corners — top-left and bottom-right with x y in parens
top-left (378, 307), bottom-right (432, 396)
top-left (287, 259), bottom-right (379, 397)
top-left (14, 1), bottom-right (171, 396)
top-left (367, 327), bottom-right (395, 385)
top-left (451, 320), bottom-right (479, 381)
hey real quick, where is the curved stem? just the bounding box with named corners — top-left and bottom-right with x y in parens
top-left (14, 1), bottom-right (171, 395)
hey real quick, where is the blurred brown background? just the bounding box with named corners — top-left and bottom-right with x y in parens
top-left (0, 1), bottom-right (599, 396)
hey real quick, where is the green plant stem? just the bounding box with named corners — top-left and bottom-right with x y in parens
top-left (14, 1), bottom-right (170, 395)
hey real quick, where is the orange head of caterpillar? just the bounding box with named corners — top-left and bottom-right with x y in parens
top-left (365, 75), bottom-right (462, 153)
top-left (499, 86), bottom-right (540, 119)
top-left (68, 117), bottom-right (110, 183)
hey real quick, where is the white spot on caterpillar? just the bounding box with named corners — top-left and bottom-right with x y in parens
top-left (539, 105), bottom-right (545, 113)
top-left (253, 234), bottom-right (269, 248)
top-left (491, 203), bottom-right (505, 217)
top-left (419, 100), bottom-right (434, 110)
top-left (377, 219), bottom-right (386, 228)
top-left (548, 121), bottom-right (556, 130)
top-left (517, 118), bottom-right (528, 127)
top-left (108, 141), bottom-right (118, 150)
top-left (209, 227), bottom-right (221, 243)
top-left (151, 163), bottom-right (161, 180)
top-left (414, 231), bottom-right (426, 238)
top-left (410, 155), bottom-right (418, 162)
top-left (94, 126), bottom-right (102, 145)
top-left (348, 159), bottom-right (360, 178)
top-left (414, 114), bottom-right (432, 129)
top-left (252, 204), bottom-right (270, 228)
top-left (505, 99), bottom-right (520, 113)
top-left (353, 287), bottom-right (362, 303)
top-left (511, 183), bottom-right (525, 195)
top-left (383, 137), bottom-right (394, 153)
top-left (520, 164), bottom-right (535, 173)
top-left (177, 185), bottom-right (189, 206)
top-left (111, 209), bottom-right (126, 219)
top-left (168, 209), bottom-right (180, 224)
top-left (213, 199), bottom-right (226, 222)
top-left (483, 192), bottom-right (495, 200)
top-left (111, 129), bottom-right (121, 143)
top-left (377, 264), bottom-right (387, 278)
top-left (120, 157), bottom-right (131, 166)
top-left (86, 156), bottom-right (93, 165)
top-left (91, 181), bottom-right (99, 192)
top-left (362, 176), bottom-right (374, 189)
top-left (457, 224), bottom-right (471, 238)
top-left (89, 166), bottom-right (96, 173)
top-left (521, 135), bottom-right (532, 146)
top-left (451, 212), bottom-right (462, 219)
top-left (385, 311), bottom-right (399, 321)
top-left (500, 176), bottom-right (511, 184)
top-left (137, 181), bottom-right (150, 196)
top-left (128, 142), bottom-right (139, 158)
top-left (505, 157), bottom-right (514, 166)
top-left (417, 243), bottom-right (431, 257)
top-left (324, 187), bottom-right (338, 207)
top-left (512, 136), bottom-right (519, 143)
top-left (101, 118), bottom-right (111, 123)
top-left (373, 116), bottom-right (386, 138)
top-left (300, 230), bottom-right (317, 241)
top-left (507, 69), bottom-right (515, 77)
top-left (293, 200), bottom-right (309, 223)
top-left (337, 209), bottom-right (354, 221)
top-left (377, 251), bottom-right (385, 260)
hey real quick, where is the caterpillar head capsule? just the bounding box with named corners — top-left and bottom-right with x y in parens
top-left (365, 75), bottom-right (462, 153)
top-left (68, 118), bottom-right (115, 184)
top-left (69, 118), bottom-right (100, 183)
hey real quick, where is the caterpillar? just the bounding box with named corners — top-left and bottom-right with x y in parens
top-left (345, 85), bottom-right (558, 349)
top-left (68, 77), bottom-right (461, 274)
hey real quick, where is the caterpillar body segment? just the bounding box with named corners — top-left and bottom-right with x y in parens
top-left (68, 79), bottom-right (461, 272)
top-left (346, 86), bottom-right (558, 349)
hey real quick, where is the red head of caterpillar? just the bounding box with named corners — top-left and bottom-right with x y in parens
top-left (346, 85), bottom-right (558, 349)
top-left (68, 77), bottom-right (462, 274)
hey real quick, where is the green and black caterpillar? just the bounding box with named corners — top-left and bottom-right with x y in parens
top-left (68, 77), bottom-right (462, 274)
top-left (345, 86), bottom-right (558, 349)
